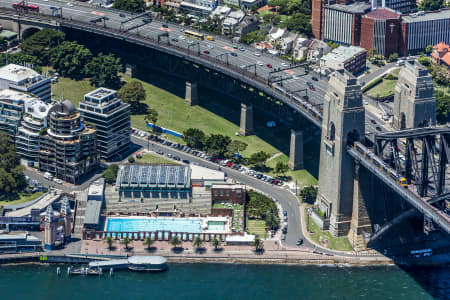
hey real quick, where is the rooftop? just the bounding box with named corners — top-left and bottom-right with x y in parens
top-left (85, 88), bottom-right (117, 100)
top-left (0, 64), bottom-right (40, 84)
top-left (402, 9), bottom-right (450, 23)
top-left (84, 200), bottom-right (102, 225)
top-left (116, 165), bottom-right (191, 188)
top-left (190, 164), bottom-right (225, 182)
top-left (364, 8), bottom-right (400, 20)
top-left (211, 183), bottom-right (246, 189)
top-left (88, 178), bottom-right (105, 197)
top-left (327, 2), bottom-right (371, 14)
top-left (321, 45), bottom-right (366, 63)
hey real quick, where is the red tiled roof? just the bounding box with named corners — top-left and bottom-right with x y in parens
top-left (364, 8), bottom-right (400, 20)
top-left (433, 41), bottom-right (450, 53)
top-left (441, 53), bottom-right (450, 66)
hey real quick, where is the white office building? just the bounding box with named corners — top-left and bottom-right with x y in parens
top-left (0, 64), bottom-right (51, 102)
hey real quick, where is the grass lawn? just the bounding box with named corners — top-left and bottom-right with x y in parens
top-left (133, 153), bottom-right (180, 165)
top-left (266, 154), bottom-right (318, 186)
top-left (124, 76), bottom-right (279, 157)
top-left (246, 219), bottom-right (268, 238)
top-left (305, 210), bottom-right (353, 252)
top-left (0, 192), bottom-right (43, 207)
top-left (52, 77), bottom-right (95, 108)
top-left (366, 79), bottom-right (397, 98)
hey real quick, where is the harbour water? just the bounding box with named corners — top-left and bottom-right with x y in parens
top-left (0, 264), bottom-right (448, 299)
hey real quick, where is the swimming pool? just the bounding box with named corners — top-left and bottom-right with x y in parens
top-left (106, 218), bottom-right (202, 233)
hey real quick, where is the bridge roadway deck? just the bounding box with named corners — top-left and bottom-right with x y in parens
top-left (347, 144), bottom-right (450, 234)
top-left (0, 0), bottom-right (387, 133)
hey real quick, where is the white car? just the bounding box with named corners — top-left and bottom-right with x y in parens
top-left (257, 61), bottom-right (264, 66)
top-left (281, 63), bottom-right (288, 67)
top-left (254, 52), bottom-right (261, 57)
top-left (54, 178), bottom-right (63, 184)
top-left (66, 2), bottom-right (73, 6)
top-left (207, 44), bottom-right (213, 49)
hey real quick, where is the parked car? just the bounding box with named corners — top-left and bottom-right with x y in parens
top-left (309, 85), bottom-right (316, 91)
top-left (162, 23), bottom-right (168, 28)
top-left (296, 239), bottom-right (303, 246)
top-left (182, 159), bottom-right (190, 164)
top-left (371, 119), bottom-right (376, 124)
top-left (376, 126), bottom-right (382, 131)
top-left (120, 13), bottom-right (126, 17)
top-left (283, 210), bottom-right (287, 216)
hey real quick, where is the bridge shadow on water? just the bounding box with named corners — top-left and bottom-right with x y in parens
top-left (135, 68), bottom-right (320, 178)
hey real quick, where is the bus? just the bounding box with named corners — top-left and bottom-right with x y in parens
top-left (184, 30), bottom-right (204, 40)
top-left (410, 249), bottom-right (432, 258)
top-left (12, 3), bottom-right (39, 12)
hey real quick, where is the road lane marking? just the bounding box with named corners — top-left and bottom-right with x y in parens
top-left (159, 27), bottom-right (172, 32)
top-left (222, 46), bottom-right (236, 52)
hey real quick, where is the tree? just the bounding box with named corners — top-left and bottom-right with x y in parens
top-left (103, 164), bottom-right (119, 184)
top-left (425, 45), bottom-right (434, 54)
top-left (419, 0), bottom-right (444, 11)
top-left (435, 90), bottom-right (450, 124)
top-left (252, 236), bottom-right (264, 252)
top-left (0, 52), bottom-right (42, 73)
top-left (387, 53), bottom-right (399, 62)
top-left (247, 191), bottom-right (280, 230)
top-left (193, 236), bottom-right (203, 251)
top-left (85, 53), bottom-right (122, 89)
top-left (50, 41), bottom-right (92, 79)
top-left (183, 128), bottom-right (206, 149)
top-left (0, 132), bottom-right (25, 197)
top-left (121, 237), bottom-right (131, 250)
top-left (204, 134), bottom-right (232, 158)
top-left (300, 185), bottom-right (318, 204)
top-left (211, 237), bottom-right (221, 250)
top-left (239, 30), bottom-right (266, 45)
top-left (170, 235), bottom-right (182, 249)
top-left (113, 0), bottom-right (146, 12)
top-left (249, 151), bottom-right (270, 169)
top-left (418, 55), bottom-right (431, 66)
top-left (104, 236), bottom-right (115, 250)
top-left (144, 108), bottom-right (159, 130)
top-left (274, 161), bottom-right (289, 177)
top-left (143, 236), bottom-right (154, 250)
top-left (21, 28), bottom-right (65, 65)
top-left (118, 80), bottom-right (146, 114)
top-left (227, 140), bottom-right (248, 156)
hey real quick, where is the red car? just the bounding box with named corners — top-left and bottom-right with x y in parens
top-left (309, 85), bottom-right (315, 91)
top-left (227, 162), bottom-right (233, 167)
top-left (203, 50), bottom-right (210, 54)
top-left (266, 64), bottom-right (272, 68)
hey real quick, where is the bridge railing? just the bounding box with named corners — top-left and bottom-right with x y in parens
top-left (0, 8), bottom-right (324, 126)
top-left (348, 142), bottom-right (450, 234)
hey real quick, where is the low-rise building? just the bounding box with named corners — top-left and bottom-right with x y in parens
top-left (320, 45), bottom-right (366, 74)
top-left (431, 42), bottom-right (450, 73)
top-left (221, 0), bottom-right (240, 7)
top-left (400, 9), bottom-right (450, 55)
top-left (39, 100), bottom-right (99, 184)
top-left (361, 8), bottom-right (401, 57)
top-left (0, 64), bottom-right (51, 102)
top-left (240, 0), bottom-right (266, 9)
top-left (293, 37), bottom-right (311, 60)
top-left (222, 10), bottom-right (245, 35)
top-left (190, 164), bottom-right (226, 186)
top-left (79, 88), bottom-right (130, 161)
top-left (0, 233), bottom-right (42, 253)
top-left (236, 15), bottom-right (259, 37)
top-left (323, 2), bottom-right (371, 46)
top-left (211, 183), bottom-right (246, 204)
top-left (268, 27), bottom-right (287, 47)
top-left (212, 5), bottom-right (231, 20)
top-left (180, 0), bottom-right (217, 16)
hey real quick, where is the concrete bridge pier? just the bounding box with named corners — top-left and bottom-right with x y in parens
top-left (348, 161), bottom-right (372, 251)
top-left (288, 130), bottom-right (304, 170)
top-left (239, 103), bottom-right (253, 136)
top-left (125, 64), bottom-right (137, 78)
top-left (185, 81), bottom-right (198, 106)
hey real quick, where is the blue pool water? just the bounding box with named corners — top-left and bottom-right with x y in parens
top-left (106, 218), bottom-right (202, 233)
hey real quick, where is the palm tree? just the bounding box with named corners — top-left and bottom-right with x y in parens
top-left (104, 236), bottom-right (114, 250)
top-left (252, 236), bottom-right (264, 252)
top-left (211, 237), bottom-right (221, 251)
top-left (169, 235), bottom-right (182, 249)
top-left (143, 236), bottom-right (154, 250)
top-left (121, 237), bottom-right (131, 250)
top-left (193, 236), bottom-right (203, 251)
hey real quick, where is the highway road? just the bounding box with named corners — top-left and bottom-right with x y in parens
top-left (0, 0), bottom-right (392, 134)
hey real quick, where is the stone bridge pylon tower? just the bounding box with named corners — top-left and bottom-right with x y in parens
top-left (316, 70), bottom-right (365, 237)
